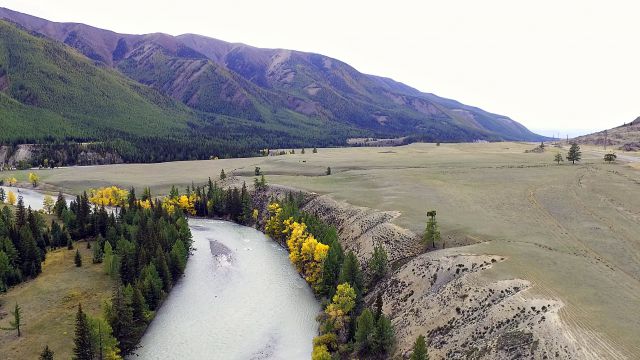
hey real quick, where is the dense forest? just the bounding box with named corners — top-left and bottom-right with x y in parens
top-left (0, 197), bottom-right (49, 291)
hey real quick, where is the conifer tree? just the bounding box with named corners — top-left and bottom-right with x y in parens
top-left (75, 249), bottom-right (82, 267)
top-left (109, 287), bottom-right (136, 355)
top-left (2, 302), bottom-right (22, 337)
top-left (220, 169), bottom-right (226, 180)
top-left (369, 244), bottom-right (388, 283)
top-left (373, 314), bottom-right (395, 354)
top-left (313, 147), bottom-right (318, 153)
top-left (72, 304), bottom-right (94, 360)
top-left (411, 335), bottom-right (429, 360)
top-left (423, 210), bottom-right (440, 248)
top-left (355, 308), bottom-right (375, 353)
top-left (567, 143), bottom-right (582, 164)
top-left (39, 345), bottom-right (54, 360)
top-left (554, 153), bottom-right (563, 165)
top-left (339, 251), bottom-right (364, 303)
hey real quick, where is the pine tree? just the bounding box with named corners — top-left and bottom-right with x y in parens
top-left (4, 302), bottom-right (22, 337)
top-left (411, 335), bottom-right (429, 360)
top-left (54, 192), bottom-right (67, 218)
top-left (567, 143), bottom-right (582, 164)
top-left (313, 147), bottom-right (318, 153)
top-left (0, 188), bottom-right (5, 202)
top-left (109, 287), bottom-right (136, 355)
top-left (369, 244), bottom-right (388, 283)
top-left (554, 153), bottom-right (564, 164)
top-left (39, 345), bottom-right (54, 360)
top-left (72, 304), bottom-right (94, 360)
top-left (75, 249), bottom-right (82, 267)
top-left (220, 169), bottom-right (226, 180)
top-left (372, 314), bottom-right (395, 354)
top-left (339, 251), bottom-right (364, 304)
top-left (355, 308), bottom-right (375, 353)
top-left (326, 167), bottom-right (331, 175)
top-left (423, 210), bottom-right (440, 248)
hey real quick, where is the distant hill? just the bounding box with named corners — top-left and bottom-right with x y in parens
top-left (0, 7), bottom-right (545, 164)
top-left (574, 117), bottom-right (640, 151)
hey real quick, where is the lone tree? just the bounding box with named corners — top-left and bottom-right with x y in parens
top-left (554, 153), bottom-right (564, 165)
top-left (326, 167), bottom-right (331, 175)
top-left (411, 335), bottom-right (429, 360)
top-left (75, 249), bottom-right (82, 267)
top-left (566, 143), bottom-right (582, 164)
top-left (604, 153), bottom-right (617, 163)
top-left (1, 302), bottom-right (22, 336)
top-left (39, 345), bottom-right (54, 360)
top-left (219, 169), bottom-right (226, 180)
top-left (313, 147), bottom-right (318, 153)
top-left (254, 166), bottom-right (261, 176)
top-left (73, 304), bottom-right (94, 360)
top-left (423, 210), bottom-right (441, 248)
top-left (29, 172), bottom-right (39, 187)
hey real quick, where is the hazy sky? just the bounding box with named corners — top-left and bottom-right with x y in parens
top-left (1, 0), bottom-right (638, 136)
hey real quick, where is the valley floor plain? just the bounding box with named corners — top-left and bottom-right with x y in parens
top-left (3, 142), bottom-right (640, 358)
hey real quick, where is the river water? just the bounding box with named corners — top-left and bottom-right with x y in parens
top-left (2, 186), bottom-right (320, 359)
top-left (133, 219), bottom-right (320, 359)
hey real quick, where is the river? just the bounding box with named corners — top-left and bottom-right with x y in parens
top-left (2, 186), bottom-right (320, 359)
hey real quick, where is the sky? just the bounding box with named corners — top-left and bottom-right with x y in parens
top-left (1, 0), bottom-right (638, 137)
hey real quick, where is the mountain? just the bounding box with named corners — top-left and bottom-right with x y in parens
top-left (0, 7), bottom-right (544, 165)
top-left (574, 116), bottom-right (640, 151)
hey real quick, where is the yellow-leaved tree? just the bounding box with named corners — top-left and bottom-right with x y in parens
top-left (177, 194), bottom-right (196, 215)
top-left (5, 177), bottom-right (17, 186)
top-left (325, 283), bottom-right (356, 331)
top-left (7, 190), bottom-right (17, 205)
top-left (28, 172), bottom-right (39, 187)
top-left (43, 195), bottom-right (55, 214)
top-left (89, 186), bottom-right (129, 207)
top-left (283, 219), bottom-right (329, 287)
top-left (264, 202), bottom-right (284, 240)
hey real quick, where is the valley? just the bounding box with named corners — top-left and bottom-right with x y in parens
top-left (2, 142), bottom-right (639, 358)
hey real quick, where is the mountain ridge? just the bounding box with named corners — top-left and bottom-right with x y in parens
top-left (0, 7), bottom-right (545, 166)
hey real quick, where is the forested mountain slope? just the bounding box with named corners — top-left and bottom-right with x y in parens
top-left (0, 7), bottom-right (545, 165)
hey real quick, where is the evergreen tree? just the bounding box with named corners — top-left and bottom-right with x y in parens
top-left (423, 210), bottom-right (440, 248)
top-left (3, 302), bottom-right (22, 336)
top-left (320, 240), bottom-right (344, 297)
top-left (131, 284), bottom-right (147, 326)
top-left (75, 249), bottom-right (82, 267)
top-left (339, 251), bottom-right (364, 304)
top-left (313, 147), bottom-right (318, 153)
top-left (109, 287), bottom-right (136, 355)
top-left (567, 143), bottom-right (582, 164)
top-left (39, 345), bottom-right (54, 360)
top-left (372, 314), bottom-right (395, 354)
top-left (369, 244), bottom-right (388, 283)
top-left (54, 192), bottom-right (68, 218)
top-left (326, 167), bottom-right (331, 175)
top-left (0, 188), bottom-right (5, 202)
top-left (220, 169), bottom-right (226, 180)
top-left (554, 152), bottom-right (563, 164)
top-left (355, 308), bottom-right (375, 353)
top-left (72, 304), bottom-right (94, 360)
top-left (411, 335), bottom-right (429, 360)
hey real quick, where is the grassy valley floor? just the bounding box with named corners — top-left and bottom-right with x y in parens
top-left (0, 244), bottom-right (113, 359)
top-left (2, 142), bottom-right (640, 357)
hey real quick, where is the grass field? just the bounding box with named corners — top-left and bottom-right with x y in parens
top-left (2, 142), bottom-right (640, 357)
top-left (0, 243), bottom-right (114, 360)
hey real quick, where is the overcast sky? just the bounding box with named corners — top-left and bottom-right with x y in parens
top-left (1, 0), bottom-right (638, 136)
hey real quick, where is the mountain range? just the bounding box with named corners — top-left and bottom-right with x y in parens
top-left (0, 7), bottom-right (544, 164)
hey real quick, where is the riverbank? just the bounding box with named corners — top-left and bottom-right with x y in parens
top-left (252, 184), bottom-right (597, 359)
